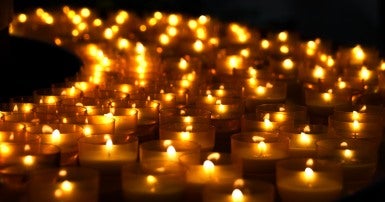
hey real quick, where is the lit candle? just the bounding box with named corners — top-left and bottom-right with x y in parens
top-left (231, 132), bottom-right (289, 182)
top-left (27, 167), bottom-right (99, 202)
top-left (139, 139), bottom-right (201, 163)
top-left (276, 158), bottom-right (343, 202)
top-left (121, 160), bottom-right (186, 202)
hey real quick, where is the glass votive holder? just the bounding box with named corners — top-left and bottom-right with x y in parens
top-left (0, 143), bottom-right (61, 201)
top-left (61, 114), bottom-right (115, 136)
top-left (139, 139), bottom-right (201, 163)
top-left (26, 123), bottom-right (84, 166)
top-left (242, 79), bottom-right (287, 113)
top-left (255, 103), bottom-right (308, 125)
top-left (125, 99), bottom-right (160, 143)
top-left (276, 158), bottom-right (343, 202)
top-left (304, 88), bottom-right (351, 123)
top-left (78, 134), bottom-right (138, 174)
top-left (159, 107), bottom-right (212, 126)
top-left (200, 97), bottom-right (243, 153)
top-left (179, 152), bottom-right (242, 202)
top-left (279, 124), bottom-right (329, 158)
top-left (316, 138), bottom-right (378, 195)
top-left (159, 122), bottom-right (215, 152)
top-left (328, 115), bottom-right (383, 142)
top-left (27, 167), bottom-right (99, 202)
top-left (332, 104), bottom-right (385, 125)
top-left (121, 161), bottom-right (186, 202)
top-left (202, 178), bottom-right (275, 202)
top-left (33, 87), bottom-right (83, 104)
top-left (33, 104), bottom-right (87, 123)
top-left (105, 107), bottom-right (138, 134)
top-left (241, 112), bottom-right (294, 133)
top-left (231, 132), bottom-right (289, 183)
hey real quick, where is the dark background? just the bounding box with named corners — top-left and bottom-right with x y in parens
top-left (12, 0), bottom-right (385, 54)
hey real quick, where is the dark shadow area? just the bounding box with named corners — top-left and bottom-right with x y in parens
top-left (0, 31), bottom-right (83, 102)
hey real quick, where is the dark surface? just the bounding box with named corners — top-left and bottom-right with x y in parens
top-left (0, 30), bottom-right (82, 102)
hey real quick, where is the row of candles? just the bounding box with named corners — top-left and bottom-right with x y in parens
top-left (1, 5), bottom-right (385, 202)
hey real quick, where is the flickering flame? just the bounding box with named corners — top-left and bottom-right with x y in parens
top-left (261, 39), bottom-right (270, 49)
top-left (263, 113), bottom-right (273, 130)
top-left (179, 58), bottom-right (188, 70)
top-left (359, 105), bottom-right (367, 112)
top-left (51, 129), bottom-right (61, 143)
top-left (340, 141), bottom-right (348, 147)
top-left (24, 144), bottom-right (31, 152)
top-left (282, 58), bottom-right (294, 70)
top-left (146, 175), bottom-right (158, 186)
top-left (278, 31), bottom-right (288, 42)
top-left (304, 167), bottom-right (315, 185)
top-left (343, 149), bottom-right (353, 159)
top-left (227, 56), bottom-right (242, 69)
top-left (193, 40), bottom-right (204, 52)
top-left (303, 125), bottom-right (311, 133)
top-left (231, 189), bottom-right (244, 202)
top-left (352, 111), bottom-right (359, 120)
top-left (337, 77), bottom-right (347, 89)
top-left (322, 90), bottom-right (332, 102)
top-left (280, 45), bottom-right (289, 54)
top-left (352, 120), bottom-right (360, 131)
top-left (359, 66), bottom-right (371, 81)
top-left (203, 160), bottom-right (215, 175)
top-left (252, 136), bottom-right (265, 142)
top-left (306, 158), bottom-right (314, 167)
top-left (256, 86), bottom-right (266, 95)
top-left (166, 145), bottom-right (177, 159)
top-left (207, 152), bottom-right (221, 161)
top-left (299, 132), bottom-right (311, 146)
top-left (257, 141), bottom-right (267, 156)
top-left (60, 180), bottom-right (73, 192)
top-left (313, 65), bottom-right (325, 79)
top-left (180, 131), bottom-right (191, 141)
top-left (352, 45), bottom-right (365, 61)
top-left (23, 155), bottom-right (35, 167)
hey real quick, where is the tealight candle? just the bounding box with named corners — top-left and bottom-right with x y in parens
top-left (121, 161), bottom-right (186, 202)
top-left (27, 167), bottom-right (99, 202)
top-left (203, 178), bottom-right (275, 202)
top-left (316, 138), bottom-right (378, 195)
top-left (279, 124), bottom-right (329, 158)
top-left (276, 158), bottom-right (343, 202)
top-left (179, 152), bottom-right (242, 202)
top-left (27, 123), bottom-right (84, 166)
top-left (78, 134), bottom-right (138, 174)
top-left (139, 139), bottom-right (201, 163)
top-left (62, 114), bottom-right (115, 136)
top-left (231, 132), bottom-right (289, 183)
top-left (159, 122), bottom-right (215, 151)
top-left (242, 112), bottom-right (294, 133)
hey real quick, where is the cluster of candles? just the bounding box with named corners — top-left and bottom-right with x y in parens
top-left (1, 5), bottom-right (385, 202)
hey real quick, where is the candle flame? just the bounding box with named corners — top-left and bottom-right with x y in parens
top-left (299, 132), bottom-right (311, 146)
top-left (257, 141), bottom-right (267, 156)
top-left (282, 58), bottom-right (294, 70)
top-left (343, 149), bottom-right (353, 159)
top-left (231, 189), bottom-right (244, 202)
top-left (60, 180), bottom-right (73, 192)
top-left (203, 160), bottom-right (215, 174)
top-left (24, 144), bottom-right (31, 152)
top-left (51, 129), bottom-right (61, 143)
top-left (207, 152), bottom-right (221, 161)
top-left (303, 125), bottom-right (311, 133)
top-left (146, 175), bottom-right (158, 185)
top-left (340, 141), bottom-right (348, 147)
top-left (166, 145), bottom-right (177, 159)
top-left (252, 136), bottom-right (265, 142)
top-left (23, 155), bottom-right (35, 167)
top-left (304, 167), bottom-right (315, 185)
top-left (306, 158), bottom-right (314, 167)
